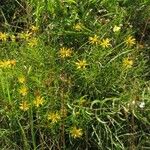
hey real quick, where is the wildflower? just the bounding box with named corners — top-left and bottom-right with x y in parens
top-left (74, 23), bottom-right (83, 31)
top-left (18, 76), bottom-right (26, 84)
top-left (19, 101), bottom-right (29, 111)
top-left (33, 96), bottom-right (44, 107)
top-left (125, 36), bottom-right (136, 47)
top-left (30, 25), bottom-right (39, 32)
top-left (123, 57), bottom-right (133, 69)
top-left (75, 59), bottom-right (88, 69)
top-left (28, 38), bottom-right (38, 47)
top-left (59, 47), bottom-right (72, 58)
top-left (113, 25), bottom-right (121, 32)
top-left (0, 61), bottom-right (11, 68)
top-left (0, 60), bottom-right (16, 68)
top-left (18, 31), bottom-right (32, 40)
top-left (47, 112), bottom-right (61, 123)
top-left (19, 86), bottom-right (28, 96)
top-left (139, 102), bottom-right (145, 109)
top-left (10, 35), bottom-right (16, 42)
top-left (89, 35), bottom-right (99, 45)
top-left (9, 60), bottom-right (16, 66)
top-left (100, 38), bottom-right (111, 48)
top-left (70, 126), bottom-right (83, 138)
top-left (0, 32), bottom-right (8, 41)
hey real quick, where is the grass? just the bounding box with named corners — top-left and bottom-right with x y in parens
top-left (0, 0), bottom-right (150, 149)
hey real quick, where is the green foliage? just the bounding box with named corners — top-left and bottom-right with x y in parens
top-left (0, 0), bottom-right (150, 149)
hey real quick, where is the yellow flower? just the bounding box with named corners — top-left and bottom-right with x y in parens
top-left (33, 96), bottom-right (44, 107)
top-left (47, 112), bottom-right (61, 123)
top-left (30, 25), bottom-right (39, 32)
top-left (59, 47), bottom-right (72, 58)
top-left (100, 38), bottom-right (111, 48)
top-left (89, 35), bottom-right (99, 45)
top-left (75, 59), bottom-right (88, 69)
top-left (19, 101), bottom-right (29, 111)
top-left (113, 25), bottom-right (121, 32)
top-left (9, 60), bottom-right (16, 66)
top-left (0, 60), bottom-right (16, 68)
top-left (18, 31), bottom-right (32, 40)
top-left (28, 38), bottom-right (38, 47)
top-left (10, 35), bottom-right (16, 42)
top-left (74, 23), bottom-right (83, 31)
top-left (123, 57), bottom-right (133, 69)
top-left (19, 86), bottom-right (28, 96)
top-left (0, 61), bottom-right (11, 68)
top-left (18, 76), bottom-right (26, 84)
top-left (70, 126), bottom-right (83, 138)
top-left (125, 36), bottom-right (136, 47)
top-left (0, 32), bottom-right (8, 41)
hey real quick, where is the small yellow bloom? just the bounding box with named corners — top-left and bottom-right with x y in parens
top-left (100, 38), bottom-right (111, 48)
top-left (10, 35), bottom-right (16, 42)
top-left (19, 101), bottom-right (29, 111)
top-left (89, 35), bottom-right (99, 45)
top-left (18, 76), bottom-right (26, 84)
top-left (28, 38), bottom-right (38, 47)
top-left (75, 59), bottom-right (88, 69)
top-left (18, 31), bottom-right (32, 40)
top-left (33, 96), bottom-right (44, 107)
top-left (0, 60), bottom-right (16, 68)
top-left (70, 126), bottom-right (83, 138)
top-left (0, 61), bottom-right (11, 68)
top-left (113, 25), bottom-right (121, 32)
top-left (125, 36), bottom-right (136, 47)
top-left (74, 23), bottom-right (83, 31)
top-left (123, 57), bottom-right (133, 69)
top-left (47, 112), bottom-right (61, 123)
top-left (59, 47), bottom-right (73, 58)
top-left (30, 25), bottom-right (39, 32)
top-left (9, 60), bottom-right (16, 66)
top-left (0, 32), bottom-right (8, 41)
top-left (19, 86), bottom-right (28, 96)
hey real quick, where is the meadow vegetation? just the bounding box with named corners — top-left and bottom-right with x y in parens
top-left (0, 0), bottom-right (150, 149)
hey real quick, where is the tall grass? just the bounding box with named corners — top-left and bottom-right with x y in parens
top-left (0, 0), bottom-right (150, 149)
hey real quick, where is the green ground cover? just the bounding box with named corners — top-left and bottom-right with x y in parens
top-left (0, 0), bottom-right (150, 149)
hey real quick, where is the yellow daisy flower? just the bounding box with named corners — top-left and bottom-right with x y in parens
top-left (125, 36), bottom-right (136, 47)
top-left (19, 86), bottom-right (28, 96)
top-left (0, 60), bottom-right (16, 68)
top-left (0, 32), bottom-right (8, 41)
top-left (89, 35), bottom-right (99, 45)
top-left (100, 38), bottom-right (111, 48)
top-left (123, 57), bottom-right (133, 69)
top-left (9, 60), bottom-right (16, 66)
top-left (47, 112), bottom-right (61, 123)
top-left (0, 61), bottom-right (11, 68)
top-left (10, 35), bottom-right (16, 42)
top-left (59, 47), bottom-right (73, 58)
top-left (18, 76), bottom-right (26, 84)
top-left (19, 101), bottom-right (29, 111)
top-left (18, 31), bottom-right (32, 40)
top-left (70, 126), bottom-right (83, 138)
top-left (75, 59), bottom-right (88, 69)
top-left (74, 23), bottom-right (83, 31)
top-left (33, 96), bottom-right (44, 107)
top-left (28, 38), bottom-right (38, 47)
top-left (30, 25), bottom-right (39, 32)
